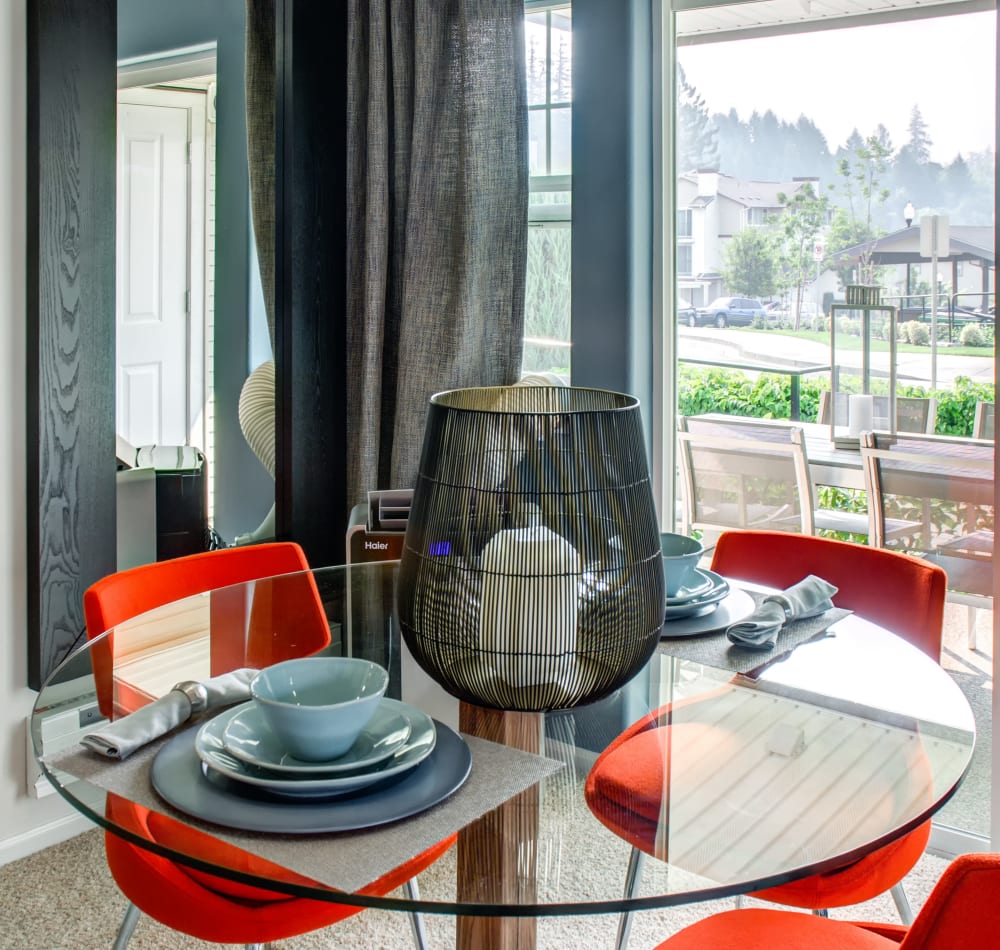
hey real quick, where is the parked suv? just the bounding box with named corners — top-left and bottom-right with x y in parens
top-left (695, 296), bottom-right (766, 328)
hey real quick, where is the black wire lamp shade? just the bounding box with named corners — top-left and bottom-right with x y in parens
top-left (397, 386), bottom-right (665, 712)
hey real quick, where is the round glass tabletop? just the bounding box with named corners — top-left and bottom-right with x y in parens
top-left (31, 560), bottom-right (975, 921)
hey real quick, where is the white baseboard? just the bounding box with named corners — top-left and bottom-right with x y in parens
top-left (0, 811), bottom-right (94, 867)
top-left (929, 821), bottom-right (991, 859)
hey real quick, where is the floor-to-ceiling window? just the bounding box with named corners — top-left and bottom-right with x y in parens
top-left (671, 3), bottom-right (997, 853)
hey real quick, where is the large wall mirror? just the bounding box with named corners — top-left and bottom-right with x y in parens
top-left (27, 0), bottom-right (349, 689)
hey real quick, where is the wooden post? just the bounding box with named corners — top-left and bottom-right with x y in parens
top-left (456, 703), bottom-right (543, 950)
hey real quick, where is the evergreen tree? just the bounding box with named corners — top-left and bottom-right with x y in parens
top-left (905, 104), bottom-right (933, 164)
top-left (943, 154), bottom-right (978, 223)
top-left (790, 116), bottom-right (834, 180)
top-left (677, 65), bottom-right (719, 172)
top-left (712, 108), bottom-right (753, 178)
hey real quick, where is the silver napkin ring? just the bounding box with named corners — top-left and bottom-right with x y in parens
top-left (172, 680), bottom-right (208, 714)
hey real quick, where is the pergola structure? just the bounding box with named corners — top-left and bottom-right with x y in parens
top-left (831, 225), bottom-right (995, 309)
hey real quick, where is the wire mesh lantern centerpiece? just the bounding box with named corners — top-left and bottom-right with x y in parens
top-left (397, 386), bottom-right (665, 712)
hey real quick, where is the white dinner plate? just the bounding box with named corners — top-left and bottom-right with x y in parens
top-left (194, 701), bottom-right (436, 799)
top-left (661, 587), bottom-right (756, 638)
top-left (222, 699), bottom-right (412, 774)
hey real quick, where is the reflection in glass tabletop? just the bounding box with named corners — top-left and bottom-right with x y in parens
top-left (31, 560), bottom-right (974, 921)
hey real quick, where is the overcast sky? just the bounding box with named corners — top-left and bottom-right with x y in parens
top-left (677, 11), bottom-right (996, 165)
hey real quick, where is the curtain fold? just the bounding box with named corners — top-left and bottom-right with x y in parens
top-left (346, 0), bottom-right (529, 504)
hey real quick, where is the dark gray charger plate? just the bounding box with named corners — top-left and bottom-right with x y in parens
top-left (151, 718), bottom-right (471, 834)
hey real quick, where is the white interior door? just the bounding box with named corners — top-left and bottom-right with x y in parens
top-left (116, 86), bottom-right (207, 450)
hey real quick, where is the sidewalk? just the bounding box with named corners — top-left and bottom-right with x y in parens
top-left (678, 327), bottom-right (995, 389)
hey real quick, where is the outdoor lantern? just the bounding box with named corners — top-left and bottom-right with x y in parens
top-left (829, 286), bottom-right (899, 448)
top-left (397, 385), bottom-right (665, 712)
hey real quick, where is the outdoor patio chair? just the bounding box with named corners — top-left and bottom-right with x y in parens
top-left (861, 430), bottom-right (994, 651)
top-left (677, 415), bottom-right (917, 547)
top-left (973, 401), bottom-right (994, 439)
top-left (650, 852), bottom-right (1000, 949)
top-left (817, 391), bottom-right (938, 434)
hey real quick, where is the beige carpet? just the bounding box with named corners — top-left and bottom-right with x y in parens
top-left (0, 825), bottom-right (952, 950)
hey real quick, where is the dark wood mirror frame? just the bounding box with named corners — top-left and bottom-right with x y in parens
top-left (27, 0), bottom-right (349, 688)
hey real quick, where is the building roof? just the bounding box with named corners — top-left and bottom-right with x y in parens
top-left (680, 172), bottom-right (818, 211)
top-left (717, 177), bottom-right (816, 209)
top-left (832, 225), bottom-right (995, 266)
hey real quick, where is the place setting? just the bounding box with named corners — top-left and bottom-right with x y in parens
top-left (79, 656), bottom-right (473, 835)
top-left (657, 532), bottom-right (852, 674)
top-left (660, 532), bottom-right (755, 637)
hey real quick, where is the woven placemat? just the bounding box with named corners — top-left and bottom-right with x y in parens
top-left (47, 725), bottom-right (562, 894)
top-left (658, 590), bottom-right (852, 676)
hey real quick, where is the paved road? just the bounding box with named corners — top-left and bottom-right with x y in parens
top-left (677, 327), bottom-right (995, 390)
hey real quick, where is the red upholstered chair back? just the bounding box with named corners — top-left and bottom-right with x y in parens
top-left (901, 853), bottom-right (1000, 948)
top-left (84, 542), bottom-right (330, 717)
top-left (82, 547), bottom-right (456, 947)
top-left (710, 530), bottom-right (946, 661)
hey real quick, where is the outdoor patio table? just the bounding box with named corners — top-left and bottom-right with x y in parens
top-left (32, 561), bottom-right (975, 950)
top-left (696, 413), bottom-right (993, 497)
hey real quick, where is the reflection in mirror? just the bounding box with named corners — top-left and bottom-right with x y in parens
top-left (28, 0), bottom-right (276, 688)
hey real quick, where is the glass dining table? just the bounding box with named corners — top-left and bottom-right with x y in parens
top-left (30, 560), bottom-right (975, 949)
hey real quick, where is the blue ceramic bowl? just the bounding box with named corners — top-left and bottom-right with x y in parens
top-left (660, 532), bottom-right (704, 598)
top-left (250, 657), bottom-right (389, 762)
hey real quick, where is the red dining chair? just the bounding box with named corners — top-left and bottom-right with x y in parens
top-left (651, 852), bottom-right (1000, 949)
top-left (84, 542), bottom-right (453, 949)
top-left (710, 531), bottom-right (947, 917)
top-left (585, 530), bottom-right (947, 949)
top-left (710, 530), bottom-right (947, 661)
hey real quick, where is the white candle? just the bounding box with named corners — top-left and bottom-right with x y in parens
top-left (848, 394), bottom-right (874, 437)
top-left (480, 525), bottom-right (580, 688)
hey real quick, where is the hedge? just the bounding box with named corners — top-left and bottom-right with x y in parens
top-left (677, 366), bottom-right (994, 437)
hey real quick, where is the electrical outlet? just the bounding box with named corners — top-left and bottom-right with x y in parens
top-left (77, 704), bottom-right (103, 728)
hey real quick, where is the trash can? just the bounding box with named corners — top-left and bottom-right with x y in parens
top-left (134, 445), bottom-right (208, 561)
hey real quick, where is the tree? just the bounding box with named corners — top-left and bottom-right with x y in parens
top-left (712, 108), bottom-right (752, 177)
top-left (720, 226), bottom-right (779, 302)
top-left (677, 65), bottom-right (719, 172)
top-left (873, 122), bottom-right (894, 155)
top-left (943, 154), bottom-right (977, 223)
top-left (906, 104), bottom-right (933, 164)
top-left (827, 133), bottom-right (891, 286)
top-left (777, 182), bottom-right (828, 329)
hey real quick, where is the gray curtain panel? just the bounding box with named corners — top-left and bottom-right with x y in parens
top-left (245, 0), bottom-right (276, 352)
top-left (346, 0), bottom-right (529, 503)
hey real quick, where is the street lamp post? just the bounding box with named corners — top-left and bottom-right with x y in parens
top-left (903, 202), bottom-right (915, 308)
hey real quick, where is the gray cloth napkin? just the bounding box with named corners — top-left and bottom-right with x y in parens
top-left (81, 668), bottom-right (257, 760)
top-left (726, 575), bottom-right (838, 651)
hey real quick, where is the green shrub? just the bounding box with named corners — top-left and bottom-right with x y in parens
top-left (959, 323), bottom-right (988, 347)
top-left (677, 366), bottom-right (994, 438)
top-left (678, 366), bottom-right (825, 422)
top-left (899, 320), bottom-right (930, 345)
top-left (837, 316), bottom-right (860, 337)
top-left (925, 376), bottom-right (996, 436)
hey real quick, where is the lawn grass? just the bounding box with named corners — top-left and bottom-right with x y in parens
top-left (732, 326), bottom-right (994, 359)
